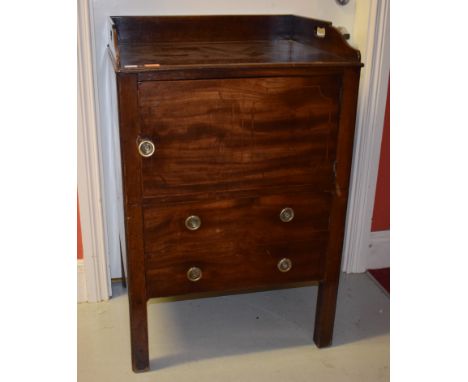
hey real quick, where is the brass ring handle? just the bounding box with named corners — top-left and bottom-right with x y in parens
top-left (138, 139), bottom-right (156, 157)
top-left (279, 207), bottom-right (294, 223)
top-left (185, 215), bottom-right (202, 231)
top-left (187, 267), bottom-right (202, 282)
top-left (277, 258), bottom-right (292, 273)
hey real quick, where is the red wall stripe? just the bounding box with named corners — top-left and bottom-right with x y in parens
top-left (78, 195), bottom-right (84, 259)
top-left (371, 80), bottom-right (390, 231)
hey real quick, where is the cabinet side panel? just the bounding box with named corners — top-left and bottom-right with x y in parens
top-left (116, 73), bottom-right (149, 369)
top-left (116, 73), bottom-right (147, 296)
top-left (325, 68), bottom-right (360, 282)
top-left (313, 68), bottom-right (360, 347)
top-left (334, 68), bottom-right (361, 195)
top-left (117, 74), bottom-right (143, 205)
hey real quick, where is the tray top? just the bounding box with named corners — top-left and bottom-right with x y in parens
top-left (108, 15), bottom-right (362, 72)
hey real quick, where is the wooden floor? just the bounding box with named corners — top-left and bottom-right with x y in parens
top-left (78, 273), bottom-right (389, 382)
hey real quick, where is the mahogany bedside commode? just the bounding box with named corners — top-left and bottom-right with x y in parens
top-left (108, 15), bottom-right (362, 372)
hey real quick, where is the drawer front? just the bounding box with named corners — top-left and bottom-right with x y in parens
top-left (138, 76), bottom-right (340, 201)
top-left (143, 191), bottom-right (330, 297)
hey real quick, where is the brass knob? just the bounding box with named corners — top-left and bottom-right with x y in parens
top-left (279, 207), bottom-right (294, 222)
top-left (277, 258), bottom-right (292, 272)
top-left (185, 215), bottom-right (201, 231)
top-left (138, 139), bottom-right (156, 157)
top-left (187, 267), bottom-right (202, 282)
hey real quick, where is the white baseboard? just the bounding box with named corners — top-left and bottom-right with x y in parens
top-left (77, 260), bottom-right (87, 303)
top-left (366, 230), bottom-right (390, 270)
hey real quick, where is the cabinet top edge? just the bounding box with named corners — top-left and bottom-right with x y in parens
top-left (107, 15), bottom-right (362, 73)
top-left (109, 15), bottom-right (332, 24)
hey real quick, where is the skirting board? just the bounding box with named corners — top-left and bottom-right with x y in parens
top-left (78, 260), bottom-right (87, 303)
top-left (366, 230), bottom-right (390, 270)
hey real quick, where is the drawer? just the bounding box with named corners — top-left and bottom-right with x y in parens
top-left (138, 76), bottom-right (340, 201)
top-left (145, 240), bottom-right (326, 297)
top-left (143, 191), bottom-right (331, 297)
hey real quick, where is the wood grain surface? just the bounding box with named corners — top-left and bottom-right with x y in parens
top-left (112, 15), bottom-right (363, 371)
top-left (143, 191), bottom-right (330, 297)
top-left (139, 76), bottom-right (340, 201)
top-left (108, 15), bottom-right (361, 72)
top-left (118, 40), bottom-right (351, 68)
top-left (116, 74), bottom-right (149, 371)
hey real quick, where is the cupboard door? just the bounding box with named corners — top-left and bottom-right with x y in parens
top-left (138, 76), bottom-right (341, 201)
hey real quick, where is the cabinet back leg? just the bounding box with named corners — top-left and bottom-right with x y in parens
top-left (313, 280), bottom-right (339, 348)
top-left (129, 301), bottom-right (149, 372)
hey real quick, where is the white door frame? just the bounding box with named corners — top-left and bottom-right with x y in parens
top-left (341, 0), bottom-right (390, 273)
top-left (77, 0), bottom-right (111, 301)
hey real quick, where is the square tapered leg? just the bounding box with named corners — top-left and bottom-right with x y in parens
top-left (129, 301), bottom-right (149, 372)
top-left (313, 280), bottom-right (339, 348)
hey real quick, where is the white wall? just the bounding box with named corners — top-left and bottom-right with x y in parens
top-left (89, 0), bottom-right (358, 278)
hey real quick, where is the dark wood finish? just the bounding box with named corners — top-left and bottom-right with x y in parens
top-left (116, 74), bottom-right (149, 372)
top-left (136, 66), bottom-right (351, 82)
top-left (119, 238), bottom-right (127, 288)
top-left (117, 40), bottom-right (354, 69)
top-left (111, 15), bottom-right (294, 44)
top-left (143, 191), bottom-right (331, 255)
top-left (143, 191), bottom-right (330, 297)
top-left (291, 16), bottom-right (360, 60)
top-left (111, 15), bottom-right (362, 372)
top-left (333, 69), bottom-right (361, 192)
top-left (146, 239), bottom-right (326, 298)
top-left (139, 76), bottom-right (340, 201)
top-left (314, 68), bottom-right (361, 347)
top-left (108, 15), bottom-right (360, 73)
